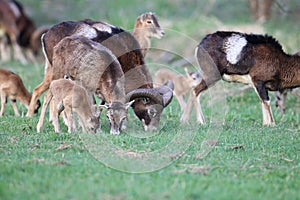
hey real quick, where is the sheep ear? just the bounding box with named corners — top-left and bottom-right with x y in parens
top-left (184, 67), bottom-right (189, 77)
top-left (125, 100), bottom-right (135, 109)
top-left (138, 15), bottom-right (143, 24)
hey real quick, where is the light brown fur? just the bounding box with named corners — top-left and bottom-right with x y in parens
top-left (155, 68), bottom-right (204, 124)
top-left (133, 12), bottom-right (165, 57)
top-left (0, 68), bottom-right (40, 116)
top-left (37, 79), bottom-right (100, 133)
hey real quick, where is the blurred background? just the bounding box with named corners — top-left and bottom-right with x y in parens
top-left (21, 0), bottom-right (300, 54)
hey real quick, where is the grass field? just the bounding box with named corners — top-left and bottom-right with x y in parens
top-left (1, 0), bottom-right (300, 199)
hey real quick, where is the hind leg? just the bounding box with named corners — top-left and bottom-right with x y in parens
top-left (10, 99), bottom-right (20, 116)
top-left (0, 92), bottom-right (7, 116)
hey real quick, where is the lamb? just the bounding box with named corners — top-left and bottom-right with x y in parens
top-left (155, 68), bottom-right (204, 124)
top-left (133, 12), bottom-right (165, 57)
top-left (37, 78), bottom-right (101, 133)
top-left (193, 31), bottom-right (300, 125)
top-left (26, 18), bottom-right (173, 132)
top-left (0, 68), bottom-right (40, 116)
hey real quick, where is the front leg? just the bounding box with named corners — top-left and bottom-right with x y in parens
top-left (253, 80), bottom-right (275, 126)
top-left (10, 99), bottom-right (20, 117)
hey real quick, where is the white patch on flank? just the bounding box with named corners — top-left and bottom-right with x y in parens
top-left (8, 2), bottom-right (21, 18)
top-left (74, 24), bottom-right (97, 39)
top-left (224, 34), bottom-right (247, 65)
top-left (92, 23), bottom-right (112, 33)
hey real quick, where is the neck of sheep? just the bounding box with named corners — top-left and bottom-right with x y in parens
top-left (133, 27), bottom-right (151, 57)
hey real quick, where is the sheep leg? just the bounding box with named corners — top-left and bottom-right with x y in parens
top-left (176, 94), bottom-right (187, 112)
top-left (37, 91), bottom-right (53, 133)
top-left (181, 93), bottom-right (193, 123)
top-left (25, 49), bottom-right (38, 65)
top-left (61, 96), bottom-right (74, 133)
top-left (51, 101), bottom-right (61, 134)
top-left (253, 81), bottom-right (275, 126)
top-left (10, 99), bottom-right (20, 117)
top-left (64, 106), bottom-right (74, 133)
top-left (12, 42), bottom-right (28, 65)
top-left (0, 36), bottom-right (11, 61)
top-left (275, 90), bottom-right (287, 114)
top-left (193, 92), bottom-right (205, 124)
top-left (27, 60), bottom-right (52, 117)
top-left (0, 92), bottom-right (7, 116)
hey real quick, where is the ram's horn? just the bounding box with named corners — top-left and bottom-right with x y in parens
top-left (126, 80), bottom-right (174, 107)
top-left (126, 88), bottom-right (163, 105)
top-left (155, 80), bottom-right (174, 107)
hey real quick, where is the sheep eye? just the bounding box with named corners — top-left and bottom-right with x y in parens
top-left (146, 20), bottom-right (152, 24)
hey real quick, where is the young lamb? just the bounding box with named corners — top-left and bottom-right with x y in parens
top-left (37, 78), bottom-right (100, 133)
top-left (155, 67), bottom-right (204, 124)
top-left (0, 68), bottom-right (40, 116)
top-left (194, 31), bottom-right (300, 125)
top-left (133, 12), bottom-right (165, 57)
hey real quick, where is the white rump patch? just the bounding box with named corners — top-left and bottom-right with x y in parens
top-left (74, 24), bottom-right (97, 39)
top-left (8, 2), bottom-right (21, 18)
top-left (92, 23), bottom-right (112, 33)
top-left (224, 34), bottom-right (247, 65)
top-left (222, 74), bottom-right (253, 86)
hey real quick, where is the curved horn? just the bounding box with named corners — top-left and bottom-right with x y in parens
top-left (155, 80), bottom-right (174, 107)
top-left (126, 88), bottom-right (163, 105)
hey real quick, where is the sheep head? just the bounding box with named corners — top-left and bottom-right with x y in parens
top-left (84, 105), bottom-right (101, 133)
top-left (126, 80), bottom-right (174, 131)
top-left (101, 101), bottom-right (134, 135)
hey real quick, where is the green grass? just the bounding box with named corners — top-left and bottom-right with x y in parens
top-left (1, 0), bottom-right (300, 199)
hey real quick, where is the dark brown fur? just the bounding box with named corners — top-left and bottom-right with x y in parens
top-left (194, 31), bottom-right (300, 125)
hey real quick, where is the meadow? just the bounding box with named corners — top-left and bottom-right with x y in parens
top-left (0, 0), bottom-right (300, 199)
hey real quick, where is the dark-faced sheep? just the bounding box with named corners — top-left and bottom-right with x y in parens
top-left (194, 31), bottom-right (300, 125)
